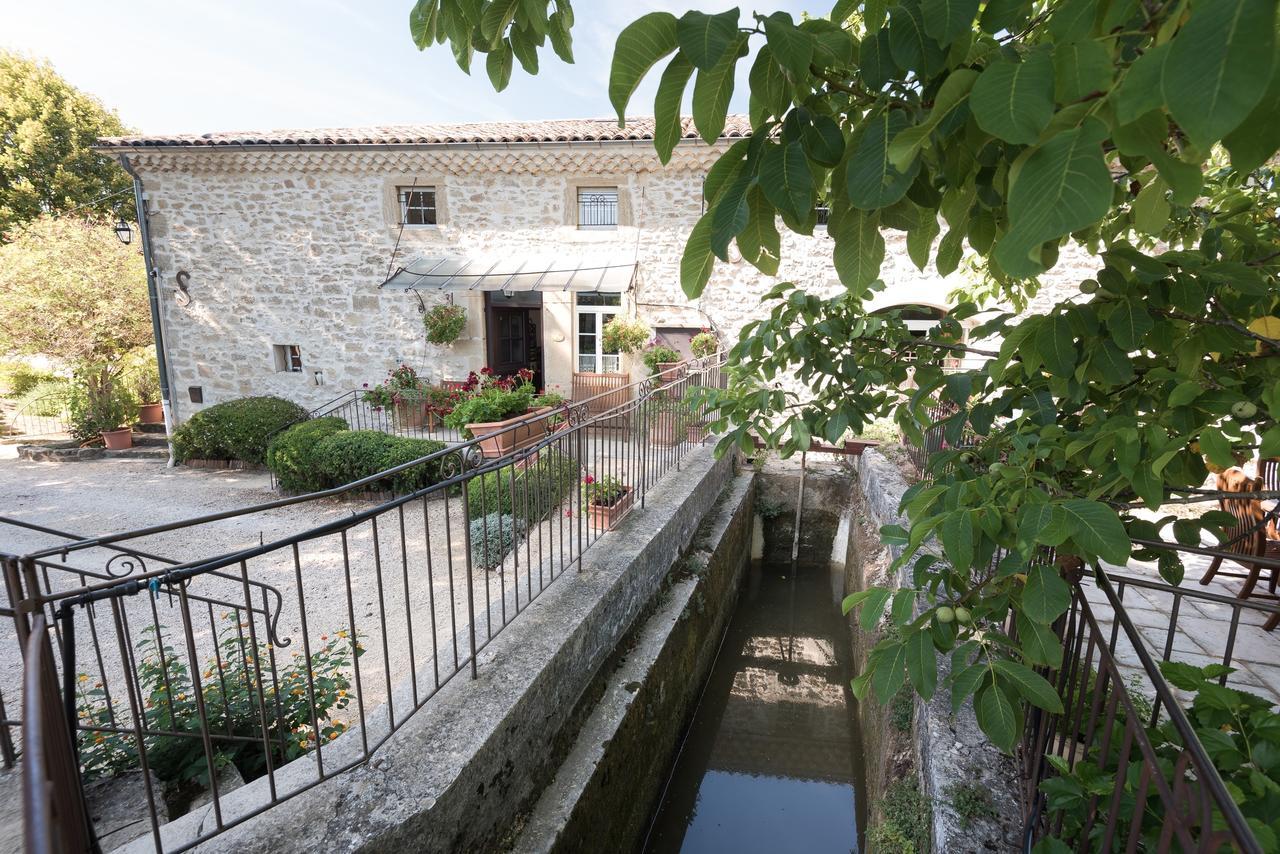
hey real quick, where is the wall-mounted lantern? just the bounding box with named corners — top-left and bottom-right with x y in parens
top-left (114, 220), bottom-right (133, 245)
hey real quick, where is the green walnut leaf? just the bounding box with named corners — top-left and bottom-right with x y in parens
top-left (994, 118), bottom-right (1111, 278)
top-left (847, 109), bottom-right (921, 210)
top-left (676, 7), bottom-right (740, 70)
top-left (1164, 0), bottom-right (1278, 149)
top-left (970, 51), bottom-right (1055, 144)
top-left (609, 12), bottom-right (679, 123)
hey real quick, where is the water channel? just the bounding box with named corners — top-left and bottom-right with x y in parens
top-left (644, 557), bottom-right (865, 853)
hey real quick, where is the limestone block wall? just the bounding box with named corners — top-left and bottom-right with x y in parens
top-left (127, 141), bottom-right (1103, 425)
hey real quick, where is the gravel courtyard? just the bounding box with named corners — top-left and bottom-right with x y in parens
top-left (0, 450), bottom-right (610, 771)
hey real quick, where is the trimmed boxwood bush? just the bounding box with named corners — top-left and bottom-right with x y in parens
top-left (313, 430), bottom-right (447, 494)
top-left (465, 447), bottom-right (582, 523)
top-left (468, 512), bottom-right (525, 570)
top-left (173, 396), bottom-right (308, 464)
top-left (265, 417), bottom-right (349, 493)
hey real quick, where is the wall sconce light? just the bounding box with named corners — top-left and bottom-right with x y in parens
top-left (313, 369), bottom-right (325, 387)
top-left (114, 220), bottom-right (133, 245)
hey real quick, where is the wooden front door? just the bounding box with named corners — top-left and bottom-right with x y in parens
top-left (485, 294), bottom-right (544, 389)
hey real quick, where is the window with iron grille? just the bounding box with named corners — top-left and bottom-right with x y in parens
top-left (398, 187), bottom-right (437, 225)
top-left (577, 187), bottom-right (618, 230)
top-left (815, 204), bottom-right (830, 226)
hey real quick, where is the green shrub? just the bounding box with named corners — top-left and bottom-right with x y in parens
top-left (313, 430), bottom-right (446, 494)
top-left (1, 361), bottom-right (59, 397)
top-left (468, 512), bottom-right (525, 570)
top-left (14, 378), bottom-right (71, 416)
top-left (465, 447), bottom-right (582, 523)
top-left (173, 396), bottom-right (308, 463)
top-left (266, 417), bottom-right (349, 493)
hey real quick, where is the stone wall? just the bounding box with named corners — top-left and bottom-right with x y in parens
top-left (127, 139), bottom-right (1105, 425)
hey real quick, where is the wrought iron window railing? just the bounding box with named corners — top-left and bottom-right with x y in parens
top-left (576, 189), bottom-right (618, 230)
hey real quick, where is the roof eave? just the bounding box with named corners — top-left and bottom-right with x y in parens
top-left (91, 135), bottom-right (746, 155)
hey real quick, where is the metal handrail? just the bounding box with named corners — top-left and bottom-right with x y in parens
top-left (1020, 565), bottom-right (1267, 851)
top-left (20, 356), bottom-right (724, 564)
top-left (7, 355), bottom-right (726, 853)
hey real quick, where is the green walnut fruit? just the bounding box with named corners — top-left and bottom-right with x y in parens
top-left (954, 607), bottom-right (973, 625)
top-left (1079, 279), bottom-right (1099, 294)
top-left (959, 452), bottom-right (975, 464)
top-left (936, 606), bottom-right (956, 623)
top-left (988, 462), bottom-right (1003, 475)
top-left (1232, 401), bottom-right (1258, 419)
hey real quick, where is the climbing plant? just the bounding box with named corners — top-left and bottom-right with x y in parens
top-left (408, 0), bottom-right (1280, 752)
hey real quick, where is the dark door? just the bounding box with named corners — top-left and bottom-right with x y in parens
top-left (486, 295), bottom-right (544, 390)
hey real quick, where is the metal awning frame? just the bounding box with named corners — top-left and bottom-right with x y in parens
top-left (378, 256), bottom-right (637, 294)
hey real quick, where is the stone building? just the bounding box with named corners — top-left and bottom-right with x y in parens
top-left (95, 117), bottom-right (1075, 424)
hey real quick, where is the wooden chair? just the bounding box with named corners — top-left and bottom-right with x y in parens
top-left (1198, 467), bottom-right (1280, 600)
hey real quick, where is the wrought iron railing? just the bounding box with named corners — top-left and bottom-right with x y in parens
top-left (308, 388), bottom-right (467, 444)
top-left (5, 390), bottom-right (71, 439)
top-left (4, 356), bottom-right (724, 853)
top-left (1020, 565), bottom-right (1273, 852)
top-left (897, 409), bottom-right (1273, 850)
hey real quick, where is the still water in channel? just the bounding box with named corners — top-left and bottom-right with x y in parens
top-left (644, 559), bottom-right (864, 854)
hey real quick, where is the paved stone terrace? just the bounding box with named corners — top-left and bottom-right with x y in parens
top-left (1084, 549), bottom-right (1280, 706)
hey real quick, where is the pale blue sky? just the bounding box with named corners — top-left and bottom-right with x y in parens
top-left (4, 0), bottom-right (815, 135)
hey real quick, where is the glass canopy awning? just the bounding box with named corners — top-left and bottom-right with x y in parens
top-left (379, 255), bottom-right (637, 293)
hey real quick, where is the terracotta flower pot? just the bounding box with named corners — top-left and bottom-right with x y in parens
top-left (652, 410), bottom-right (681, 446)
top-left (468, 406), bottom-right (554, 458)
top-left (394, 401), bottom-right (427, 429)
top-left (587, 486), bottom-right (634, 530)
top-left (137, 402), bottom-right (164, 425)
top-left (101, 428), bottom-right (133, 450)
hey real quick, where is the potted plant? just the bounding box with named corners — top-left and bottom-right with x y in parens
top-left (690, 329), bottom-right (719, 360)
top-left (601, 317), bottom-right (651, 358)
top-left (69, 374), bottom-right (137, 450)
top-left (649, 396), bottom-right (691, 446)
top-left (128, 362), bottom-right (163, 425)
top-left (363, 365), bottom-right (430, 428)
top-left (423, 303), bottom-right (468, 346)
top-left (643, 343), bottom-right (683, 385)
top-left (582, 474), bottom-right (633, 529)
top-left (444, 368), bottom-right (561, 457)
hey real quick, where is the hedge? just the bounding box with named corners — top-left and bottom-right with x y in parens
top-left (465, 447), bottom-right (582, 523)
top-left (173, 396), bottom-right (309, 464)
top-left (265, 417), bottom-right (349, 493)
top-left (312, 430), bottom-right (447, 494)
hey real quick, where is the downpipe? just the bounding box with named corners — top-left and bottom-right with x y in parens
top-left (116, 155), bottom-right (177, 467)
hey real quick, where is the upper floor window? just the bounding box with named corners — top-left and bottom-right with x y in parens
top-left (815, 204), bottom-right (830, 227)
top-left (399, 187), bottom-right (437, 225)
top-left (577, 187), bottom-right (618, 230)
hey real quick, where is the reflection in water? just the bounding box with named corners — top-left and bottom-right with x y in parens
top-left (645, 560), bottom-right (863, 853)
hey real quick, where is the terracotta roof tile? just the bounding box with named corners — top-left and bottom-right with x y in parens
top-left (98, 116), bottom-right (753, 149)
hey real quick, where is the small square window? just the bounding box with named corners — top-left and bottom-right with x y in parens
top-left (399, 187), bottom-right (437, 225)
top-left (273, 344), bottom-right (303, 373)
top-left (577, 187), bottom-right (618, 230)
